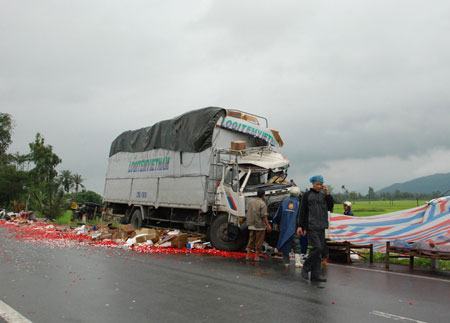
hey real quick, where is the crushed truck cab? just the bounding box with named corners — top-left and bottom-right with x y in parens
top-left (103, 107), bottom-right (296, 251)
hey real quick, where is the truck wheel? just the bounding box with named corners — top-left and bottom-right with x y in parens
top-left (130, 209), bottom-right (143, 229)
top-left (209, 214), bottom-right (248, 251)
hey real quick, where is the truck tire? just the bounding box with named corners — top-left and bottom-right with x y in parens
top-left (209, 214), bottom-right (248, 251)
top-left (130, 209), bottom-right (143, 229)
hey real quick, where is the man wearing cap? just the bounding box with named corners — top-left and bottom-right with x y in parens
top-left (343, 201), bottom-right (354, 216)
top-left (246, 189), bottom-right (272, 261)
top-left (298, 175), bottom-right (334, 282)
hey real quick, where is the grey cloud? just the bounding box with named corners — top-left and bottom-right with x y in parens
top-left (1, 0), bottom-right (450, 193)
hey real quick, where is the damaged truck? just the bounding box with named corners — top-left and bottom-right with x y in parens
top-left (103, 107), bottom-right (295, 251)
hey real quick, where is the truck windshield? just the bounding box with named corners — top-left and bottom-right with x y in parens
top-left (247, 172), bottom-right (268, 186)
top-left (240, 168), bottom-right (291, 192)
top-left (268, 170), bottom-right (288, 184)
top-left (239, 170), bottom-right (268, 187)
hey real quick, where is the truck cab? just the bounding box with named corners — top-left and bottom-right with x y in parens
top-left (209, 118), bottom-right (295, 250)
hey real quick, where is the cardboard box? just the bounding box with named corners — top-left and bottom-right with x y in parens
top-left (119, 224), bottom-right (136, 239)
top-left (120, 224), bottom-right (136, 234)
top-left (135, 228), bottom-right (160, 242)
top-left (135, 234), bottom-right (151, 243)
top-left (135, 228), bottom-right (156, 235)
top-left (99, 233), bottom-right (112, 240)
top-left (110, 229), bottom-right (121, 240)
top-left (231, 141), bottom-right (246, 151)
top-left (171, 234), bottom-right (189, 249)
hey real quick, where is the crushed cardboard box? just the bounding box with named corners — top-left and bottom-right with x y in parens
top-left (135, 228), bottom-right (161, 243)
top-left (119, 224), bottom-right (136, 239)
top-left (171, 233), bottom-right (189, 248)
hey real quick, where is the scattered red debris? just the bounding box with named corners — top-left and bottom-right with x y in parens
top-left (133, 244), bottom-right (246, 259)
top-left (0, 220), bottom-right (246, 259)
top-left (95, 240), bottom-right (120, 247)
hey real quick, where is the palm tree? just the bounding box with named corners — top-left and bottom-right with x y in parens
top-left (60, 170), bottom-right (74, 193)
top-left (72, 174), bottom-right (85, 195)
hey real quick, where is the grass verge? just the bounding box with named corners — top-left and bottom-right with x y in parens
top-left (55, 210), bottom-right (73, 225)
top-left (333, 199), bottom-right (428, 216)
top-left (359, 251), bottom-right (450, 271)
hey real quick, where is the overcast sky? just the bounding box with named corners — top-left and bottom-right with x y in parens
top-left (2, 0), bottom-right (450, 194)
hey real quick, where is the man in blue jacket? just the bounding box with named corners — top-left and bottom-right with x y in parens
top-left (298, 175), bottom-right (334, 282)
top-left (273, 186), bottom-right (303, 267)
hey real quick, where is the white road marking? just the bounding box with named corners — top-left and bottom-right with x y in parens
top-left (370, 310), bottom-right (427, 323)
top-left (0, 300), bottom-right (32, 323)
top-left (328, 263), bottom-right (450, 283)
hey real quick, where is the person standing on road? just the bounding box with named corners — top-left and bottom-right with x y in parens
top-left (246, 189), bottom-right (272, 261)
top-left (273, 186), bottom-right (302, 267)
top-left (298, 175), bottom-right (334, 282)
top-left (343, 201), bottom-right (354, 216)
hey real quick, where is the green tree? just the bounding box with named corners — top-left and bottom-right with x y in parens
top-left (72, 173), bottom-right (84, 194)
top-left (59, 170), bottom-right (74, 193)
top-left (28, 133), bottom-right (65, 218)
top-left (368, 187), bottom-right (376, 203)
top-left (0, 113), bottom-right (13, 160)
top-left (0, 164), bottom-right (28, 208)
top-left (75, 190), bottom-right (103, 205)
top-left (349, 191), bottom-right (359, 201)
top-left (341, 185), bottom-right (349, 198)
top-left (28, 133), bottom-right (61, 185)
top-left (0, 113), bottom-right (29, 208)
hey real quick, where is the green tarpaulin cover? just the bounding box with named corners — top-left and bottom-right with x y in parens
top-left (109, 107), bottom-right (226, 157)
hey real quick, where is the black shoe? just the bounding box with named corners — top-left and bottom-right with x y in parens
top-left (301, 269), bottom-right (309, 280)
top-left (311, 276), bottom-right (327, 282)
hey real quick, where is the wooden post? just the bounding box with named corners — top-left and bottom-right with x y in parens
top-left (369, 244), bottom-right (374, 264)
top-left (385, 241), bottom-right (390, 270)
top-left (409, 254), bottom-right (414, 271)
top-left (346, 243), bottom-right (351, 264)
top-left (431, 258), bottom-right (437, 271)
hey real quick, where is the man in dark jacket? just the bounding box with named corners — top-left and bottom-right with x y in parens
top-left (297, 175), bottom-right (334, 282)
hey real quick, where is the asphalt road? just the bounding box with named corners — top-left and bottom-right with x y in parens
top-left (0, 228), bottom-right (449, 323)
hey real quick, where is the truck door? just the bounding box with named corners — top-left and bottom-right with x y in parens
top-left (222, 166), bottom-right (245, 218)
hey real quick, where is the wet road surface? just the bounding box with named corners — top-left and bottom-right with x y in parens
top-left (0, 228), bottom-right (449, 323)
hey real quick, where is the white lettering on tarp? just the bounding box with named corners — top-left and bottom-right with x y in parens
top-left (220, 117), bottom-right (276, 145)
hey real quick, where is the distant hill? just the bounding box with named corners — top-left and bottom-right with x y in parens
top-left (378, 173), bottom-right (450, 194)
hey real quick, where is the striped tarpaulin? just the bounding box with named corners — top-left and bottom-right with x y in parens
top-left (328, 196), bottom-right (450, 251)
